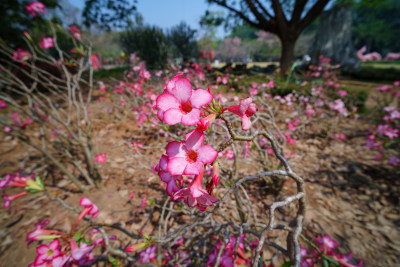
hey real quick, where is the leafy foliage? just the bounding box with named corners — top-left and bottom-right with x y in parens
top-left (166, 22), bottom-right (198, 62)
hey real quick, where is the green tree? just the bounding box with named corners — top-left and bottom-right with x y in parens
top-left (352, 0), bottom-right (400, 54)
top-left (167, 22), bottom-right (199, 62)
top-left (205, 0), bottom-right (332, 76)
top-left (120, 16), bottom-right (168, 69)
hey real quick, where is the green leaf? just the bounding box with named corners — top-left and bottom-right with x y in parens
top-left (322, 258), bottom-right (329, 267)
top-left (281, 262), bottom-right (292, 267)
top-left (148, 198), bottom-right (155, 205)
top-left (35, 176), bottom-right (45, 190)
top-left (322, 254), bottom-right (340, 266)
top-left (108, 256), bottom-right (119, 267)
top-left (257, 254), bottom-right (264, 267)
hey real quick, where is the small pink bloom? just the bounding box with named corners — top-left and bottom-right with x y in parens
top-left (196, 114), bottom-right (216, 132)
top-left (129, 190), bottom-right (135, 199)
top-left (166, 130), bottom-right (217, 176)
top-left (94, 153), bottom-right (107, 163)
top-left (3, 191), bottom-right (28, 208)
top-left (75, 198), bottom-right (99, 225)
top-left (227, 97), bottom-right (257, 130)
top-left (315, 234), bottom-right (338, 255)
top-left (0, 100), bottom-right (6, 109)
top-left (34, 239), bottom-right (61, 265)
top-left (139, 246), bottom-right (156, 263)
top-left (68, 25), bottom-right (81, 41)
top-left (26, 220), bottom-right (62, 246)
top-left (13, 48), bottom-right (31, 61)
top-left (172, 166), bottom-right (218, 211)
top-left (25, 1), bottom-right (46, 17)
top-left (394, 81), bottom-right (400, 87)
top-left (156, 73), bottom-right (213, 125)
top-left (40, 37), bottom-right (54, 49)
top-left (388, 156), bottom-right (400, 166)
top-left (337, 90), bottom-right (347, 97)
top-left (225, 149), bottom-right (235, 160)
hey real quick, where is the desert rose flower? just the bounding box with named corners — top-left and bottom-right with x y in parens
top-left (166, 129), bottom-right (217, 176)
top-left (68, 25), bottom-right (82, 41)
top-left (227, 97), bottom-right (257, 130)
top-left (94, 153), bottom-right (107, 163)
top-left (34, 239), bottom-right (61, 265)
top-left (172, 166), bottom-right (218, 211)
top-left (75, 197), bottom-right (99, 226)
top-left (25, 1), bottom-right (46, 17)
top-left (40, 37), bottom-right (54, 49)
top-left (13, 48), bottom-right (32, 62)
top-left (156, 73), bottom-right (213, 125)
top-left (157, 155), bottom-right (181, 196)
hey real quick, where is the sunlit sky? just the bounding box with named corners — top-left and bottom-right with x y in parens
top-left (69, 0), bottom-right (227, 37)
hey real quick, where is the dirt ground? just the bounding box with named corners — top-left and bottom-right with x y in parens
top-left (0, 82), bottom-right (399, 267)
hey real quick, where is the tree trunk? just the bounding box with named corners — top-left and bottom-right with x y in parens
top-left (280, 38), bottom-right (296, 77)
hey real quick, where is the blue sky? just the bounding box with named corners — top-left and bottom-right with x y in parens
top-left (68, 0), bottom-right (228, 37)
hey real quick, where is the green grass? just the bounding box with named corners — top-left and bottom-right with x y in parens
top-left (92, 66), bottom-right (131, 79)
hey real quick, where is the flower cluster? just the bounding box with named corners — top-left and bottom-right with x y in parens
top-left (155, 73), bottom-right (258, 211)
top-left (301, 234), bottom-right (363, 267)
top-left (207, 234), bottom-right (250, 267)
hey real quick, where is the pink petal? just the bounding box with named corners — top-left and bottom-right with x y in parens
top-left (173, 78), bottom-right (192, 102)
top-left (158, 155), bottom-right (169, 171)
top-left (246, 103), bottom-right (257, 117)
top-left (168, 157), bottom-right (187, 175)
top-left (36, 244), bottom-right (49, 255)
top-left (227, 105), bottom-right (241, 116)
top-left (239, 97), bottom-right (253, 115)
top-left (185, 129), bottom-right (205, 151)
top-left (166, 180), bottom-right (180, 196)
top-left (166, 141), bottom-right (185, 158)
top-left (159, 171), bottom-right (173, 183)
top-left (184, 161), bottom-right (204, 175)
top-left (181, 108), bottom-right (200, 125)
top-left (197, 145), bottom-right (218, 164)
top-left (157, 109), bottom-right (164, 121)
top-left (49, 239), bottom-right (60, 250)
top-left (80, 197), bottom-right (92, 207)
top-left (241, 115), bottom-right (252, 130)
top-left (156, 93), bottom-right (180, 111)
top-left (89, 204), bottom-right (99, 217)
top-left (163, 108), bottom-right (183, 125)
top-left (166, 73), bottom-right (185, 93)
top-left (190, 89), bottom-right (213, 108)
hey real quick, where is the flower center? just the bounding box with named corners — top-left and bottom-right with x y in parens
top-left (181, 102), bottom-right (193, 113)
top-left (46, 249), bottom-right (54, 257)
top-left (186, 150), bottom-right (198, 163)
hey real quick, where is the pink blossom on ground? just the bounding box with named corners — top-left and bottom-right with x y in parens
top-left (315, 234), bottom-right (338, 255)
top-left (70, 239), bottom-right (95, 262)
top-left (394, 81), bottom-right (400, 87)
top-left (375, 85), bottom-right (392, 92)
top-left (25, 1), bottom-right (46, 17)
top-left (227, 97), bottom-right (257, 130)
top-left (172, 166), bottom-right (218, 211)
top-left (94, 153), bottom-right (107, 163)
top-left (68, 25), bottom-right (81, 41)
top-left (156, 73), bottom-right (213, 126)
top-left (139, 246), bottom-right (156, 263)
top-left (166, 130), bottom-right (217, 176)
top-left (3, 191), bottom-right (28, 208)
top-left (40, 37), bottom-right (54, 49)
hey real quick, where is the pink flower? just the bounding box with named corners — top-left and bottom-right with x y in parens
top-left (227, 97), bottom-right (257, 130)
top-left (34, 239), bottom-right (61, 265)
top-left (315, 234), bottom-right (338, 255)
top-left (68, 25), bottom-right (81, 41)
top-left (196, 114), bottom-right (216, 132)
top-left (40, 37), bottom-right (54, 49)
top-left (0, 100), bottom-right (6, 109)
top-left (13, 48), bottom-right (32, 61)
top-left (166, 130), bottom-right (217, 176)
top-left (139, 246), bottom-right (156, 263)
top-left (75, 198), bottom-right (99, 225)
top-left (172, 166), bottom-right (218, 211)
top-left (26, 220), bottom-right (62, 246)
top-left (156, 73), bottom-right (213, 125)
top-left (265, 80), bottom-right (274, 89)
top-left (225, 149), bottom-right (235, 160)
top-left (337, 90), bottom-right (347, 97)
top-left (388, 156), bottom-right (400, 166)
top-left (94, 153), bottom-right (107, 163)
top-left (156, 155), bottom-right (181, 196)
top-left (25, 2), bottom-right (46, 17)
top-left (70, 239), bottom-right (94, 261)
top-left (3, 191), bottom-right (28, 208)
top-left (394, 81), bottom-right (400, 87)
